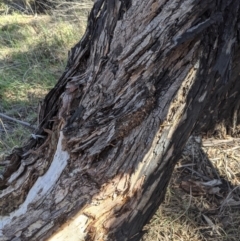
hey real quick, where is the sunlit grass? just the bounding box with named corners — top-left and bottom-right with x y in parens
top-left (0, 12), bottom-right (88, 152)
top-left (142, 137), bottom-right (240, 241)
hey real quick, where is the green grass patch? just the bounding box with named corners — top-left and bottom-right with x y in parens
top-left (0, 13), bottom-right (88, 152)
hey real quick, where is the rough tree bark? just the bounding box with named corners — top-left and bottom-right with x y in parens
top-left (1, 0), bottom-right (240, 240)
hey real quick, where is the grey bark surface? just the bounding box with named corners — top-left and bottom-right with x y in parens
top-left (1, 0), bottom-right (240, 240)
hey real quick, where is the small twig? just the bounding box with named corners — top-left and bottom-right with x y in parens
top-left (171, 186), bottom-right (193, 224)
top-left (176, 163), bottom-right (196, 169)
top-left (0, 113), bottom-right (36, 130)
top-left (0, 118), bottom-right (9, 137)
top-left (202, 138), bottom-right (240, 147)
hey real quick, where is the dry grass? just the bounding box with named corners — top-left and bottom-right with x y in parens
top-left (142, 136), bottom-right (240, 241)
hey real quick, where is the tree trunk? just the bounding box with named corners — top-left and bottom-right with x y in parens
top-left (1, 0), bottom-right (240, 240)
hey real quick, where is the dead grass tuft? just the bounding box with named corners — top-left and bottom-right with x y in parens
top-left (142, 135), bottom-right (240, 241)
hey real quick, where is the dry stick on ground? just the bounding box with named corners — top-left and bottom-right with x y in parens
top-left (202, 138), bottom-right (240, 147)
top-left (0, 113), bottom-right (36, 130)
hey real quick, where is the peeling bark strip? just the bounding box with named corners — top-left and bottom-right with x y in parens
top-left (1, 0), bottom-right (240, 240)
